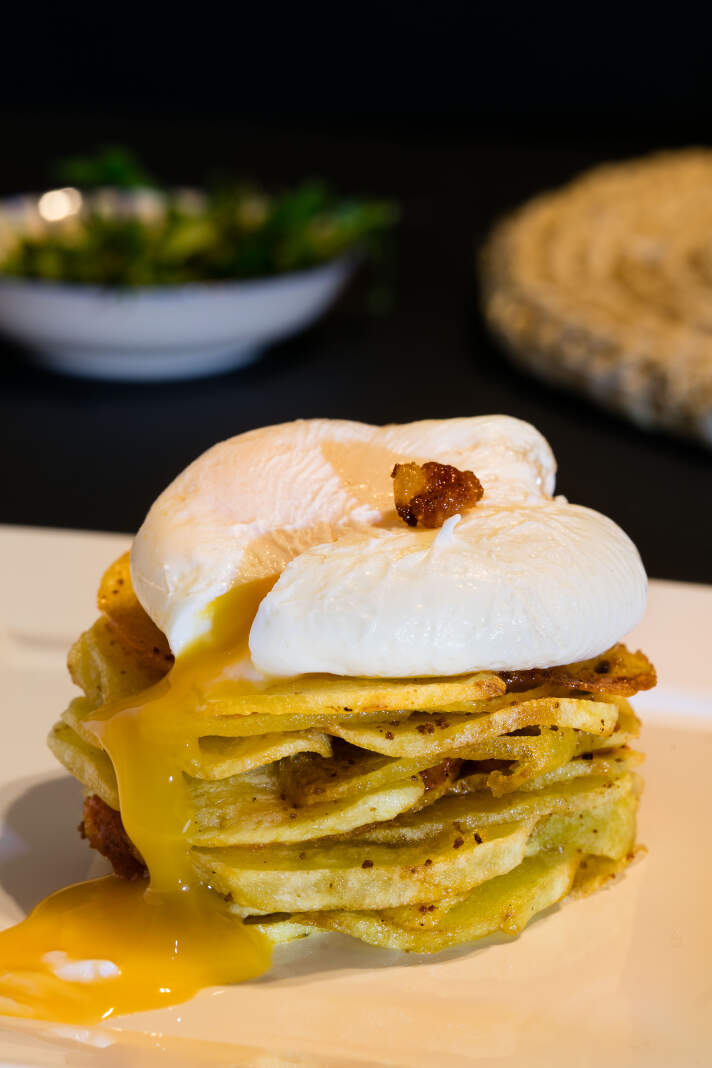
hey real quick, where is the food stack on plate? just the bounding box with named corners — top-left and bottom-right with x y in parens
top-left (50, 562), bottom-right (654, 952)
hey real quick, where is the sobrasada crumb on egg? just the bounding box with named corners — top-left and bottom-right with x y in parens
top-left (391, 459), bottom-right (483, 528)
top-left (0, 416), bottom-right (654, 1022)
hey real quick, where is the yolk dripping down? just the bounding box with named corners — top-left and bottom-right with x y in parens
top-left (0, 580), bottom-right (275, 1024)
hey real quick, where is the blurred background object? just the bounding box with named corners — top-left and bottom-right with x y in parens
top-left (0, 148), bottom-right (396, 379)
top-left (481, 150), bottom-right (712, 448)
top-left (0, 2), bottom-right (710, 582)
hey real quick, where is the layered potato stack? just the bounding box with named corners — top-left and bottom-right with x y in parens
top-left (49, 553), bottom-right (654, 953)
top-left (481, 150), bottom-right (712, 447)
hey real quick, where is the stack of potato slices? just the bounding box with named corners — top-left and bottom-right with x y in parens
top-left (49, 554), bottom-right (654, 954)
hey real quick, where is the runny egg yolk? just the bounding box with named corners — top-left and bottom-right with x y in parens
top-left (0, 580), bottom-right (276, 1024)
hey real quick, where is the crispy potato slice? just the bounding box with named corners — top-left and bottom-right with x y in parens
top-left (528, 747), bottom-right (643, 789)
top-left (53, 713), bottom-right (343, 823)
top-left (289, 792), bottom-right (638, 952)
top-left (349, 772), bottom-right (635, 845)
top-left (178, 708), bottom-right (416, 740)
top-left (60, 697), bottom-right (112, 749)
top-left (64, 689), bottom-right (630, 760)
top-left (47, 717), bottom-right (119, 811)
top-left (97, 552), bottom-right (174, 671)
top-left (192, 818), bottom-right (534, 912)
top-left (571, 848), bottom-right (642, 898)
top-left (277, 745), bottom-right (435, 806)
top-left (51, 717), bottom-right (424, 848)
top-left (293, 851), bottom-right (580, 952)
top-left (378, 891), bottom-right (471, 931)
top-left (200, 671), bottom-right (506, 719)
top-left (63, 681), bottom-right (419, 749)
top-left (68, 619), bottom-right (166, 711)
top-left (249, 918), bottom-right (313, 945)
top-left (330, 697), bottom-right (618, 758)
top-left (577, 698), bottom-right (640, 751)
top-left (501, 643), bottom-right (656, 697)
top-left (277, 744), bottom-right (461, 811)
top-left (450, 747), bottom-right (643, 796)
top-left (526, 788), bottom-right (638, 861)
top-left (456, 727), bottom-right (579, 796)
top-left (187, 765), bottom-right (424, 846)
top-left (190, 731), bottom-right (333, 780)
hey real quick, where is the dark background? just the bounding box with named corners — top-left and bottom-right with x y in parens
top-left (1, 5), bottom-right (711, 582)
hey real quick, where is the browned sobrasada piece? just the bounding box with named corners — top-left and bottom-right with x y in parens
top-left (80, 794), bottom-right (145, 881)
top-left (391, 460), bottom-right (484, 528)
top-left (500, 644), bottom-right (657, 696)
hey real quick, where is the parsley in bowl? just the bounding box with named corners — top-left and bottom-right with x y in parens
top-left (0, 149), bottom-right (397, 380)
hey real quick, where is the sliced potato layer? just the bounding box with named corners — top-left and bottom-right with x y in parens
top-left (330, 698), bottom-right (618, 758)
top-left (199, 670), bottom-right (506, 718)
top-left (194, 818), bottom-right (534, 912)
top-left (290, 852), bottom-right (581, 952)
top-left (286, 791), bottom-right (638, 952)
top-left (51, 590), bottom-right (649, 954)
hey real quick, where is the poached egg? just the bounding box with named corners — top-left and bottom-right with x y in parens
top-left (131, 415), bottom-right (647, 675)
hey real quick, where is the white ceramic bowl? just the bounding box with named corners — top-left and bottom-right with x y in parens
top-left (0, 192), bottom-right (353, 381)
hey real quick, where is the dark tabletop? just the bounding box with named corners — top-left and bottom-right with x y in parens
top-left (1, 115), bottom-right (710, 584)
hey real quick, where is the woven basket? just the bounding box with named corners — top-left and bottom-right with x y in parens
top-left (481, 150), bottom-right (712, 447)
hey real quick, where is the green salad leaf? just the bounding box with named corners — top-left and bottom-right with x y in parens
top-left (0, 150), bottom-right (398, 287)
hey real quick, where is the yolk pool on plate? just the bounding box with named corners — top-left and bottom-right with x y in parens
top-left (0, 879), bottom-right (268, 1024)
top-left (0, 581), bottom-right (275, 1024)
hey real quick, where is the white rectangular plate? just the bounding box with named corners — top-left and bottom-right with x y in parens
top-left (0, 525), bottom-right (710, 1067)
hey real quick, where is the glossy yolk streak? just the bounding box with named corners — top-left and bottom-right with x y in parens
top-left (0, 879), bottom-right (267, 1024)
top-left (0, 581), bottom-right (275, 1024)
